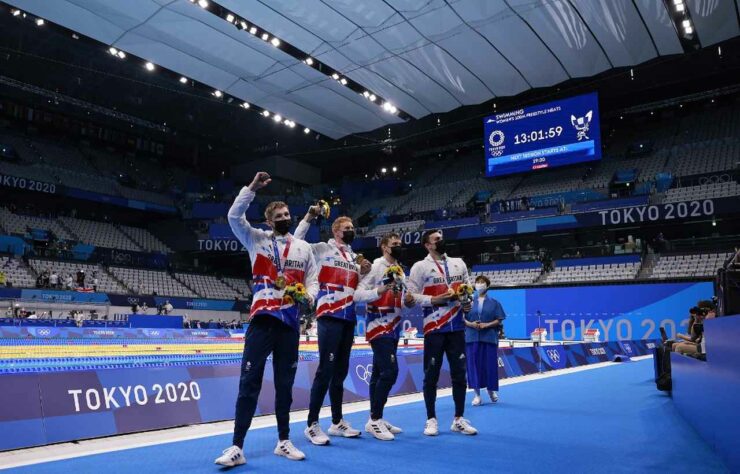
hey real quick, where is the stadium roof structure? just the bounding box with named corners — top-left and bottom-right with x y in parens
top-left (5, 0), bottom-right (739, 140)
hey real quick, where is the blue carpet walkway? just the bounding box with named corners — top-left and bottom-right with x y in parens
top-left (6, 360), bottom-right (728, 473)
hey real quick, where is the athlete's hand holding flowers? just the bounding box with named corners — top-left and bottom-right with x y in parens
top-left (282, 282), bottom-right (312, 309)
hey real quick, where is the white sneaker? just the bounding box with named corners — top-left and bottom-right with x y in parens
top-left (304, 422), bottom-right (330, 445)
top-left (472, 395), bottom-right (482, 406)
top-left (384, 420), bottom-right (403, 434)
top-left (328, 419), bottom-right (361, 438)
top-left (273, 440), bottom-right (305, 461)
top-left (423, 417), bottom-right (439, 436)
top-left (489, 391), bottom-right (499, 403)
top-left (365, 418), bottom-right (394, 441)
top-left (214, 445), bottom-right (246, 467)
top-left (451, 417), bottom-right (478, 435)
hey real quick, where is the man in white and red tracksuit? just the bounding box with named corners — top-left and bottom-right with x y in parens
top-left (215, 172), bottom-right (319, 467)
top-left (405, 229), bottom-right (478, 437)
top-left (352, 232), bottom-right (408, 441)
top-left (293, 206), bottom-right (371, 444)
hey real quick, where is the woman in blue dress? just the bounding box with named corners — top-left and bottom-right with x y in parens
top-left (464, 275), bottom-right (506, 406)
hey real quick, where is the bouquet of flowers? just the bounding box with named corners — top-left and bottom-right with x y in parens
top-left (283, 282), bottom-right (310, 307)
top-left (382, 264), bottom-right (406, 293)
top-left (456, 283), bottom-right (474, 306)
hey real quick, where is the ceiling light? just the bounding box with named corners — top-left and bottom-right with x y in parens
top-left (273, 114), bottom-right (282, 122)
top-left (288, 121), bottom-right (296, 128)
top-left (304, 127), bottom-right (310, 134)
top-left (109, 47), bottom-right (118, 56)
top-left (241, 102), bottom-right (250, 109)
top-left (369, 94), bottom-right (376, 102)
top-left (363, 91), bottom-right (370, 98)
top-left (197, 0), bottom-right (208, 8)
top-left (145, 62), bottom-right (155, 71)
top-left (305, 57), bottom-right (314, 66)
top-left (35, 18), bottom-right (44, 26)
top-left (117, 51), bottom-right (126, 59)
top-left (240, 21), bottom-right (248, 30)
top-left (381, 167), bottom-right (387, 174)
top-left (179, 76), bottom-right (188, 84)
top-left (213, 90), bottom-right (222, 98)
top-left (271, 37), bottom-right (280, 47)
top-left (226, 13), bottom-right (235, 23)
top-left (682, 20), bottom-right (691, 28)
top-left (332, 73), bottom-right (339, 80)
top-left (283, 119), bottom-right (291, 125)
top-left (262, 110), bottom-right (270, 117)
top-left (340, 78), bottom-right (347, 85)
top-left (390, 105), bottom-right (397, 114)
top-left (675, 3), bottom-right (685, 12)
top-left (249, 26), bottom-right (257, 35)
top-left (392, 166), bottom-right (397, 172)
top-left (261, 33), bottom-right (269, 41)
top-left (684, 26), bottom-right (693, 34)
top-left (11, 9), bottom-right (21, 16)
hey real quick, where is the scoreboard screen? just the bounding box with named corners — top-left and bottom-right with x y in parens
top-left (484, 92), bottom-right (601, 177)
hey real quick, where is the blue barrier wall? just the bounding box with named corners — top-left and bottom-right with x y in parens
top-left (489, 281), bottom-right (713, 340)
top-left (355, 281), bottom-right (713, 342)
top-left (0, 339), bottom-right (656, 451)
top-left (671, 316), bottom-right (740, 473)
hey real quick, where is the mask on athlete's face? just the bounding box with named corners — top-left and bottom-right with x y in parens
top-left (475, 283), bottom-right (487, 293)
top-left (273, 219), bottom-right (292, 235)
top-left (389, 246), bottom-right (407, 262)
top-left (342, 230), bottom-right (355, 244)
top-left (434, 239), bottom-right (447, 254)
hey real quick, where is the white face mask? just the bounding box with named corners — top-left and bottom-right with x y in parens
top-left (475, 283), bottom-right (487, 293)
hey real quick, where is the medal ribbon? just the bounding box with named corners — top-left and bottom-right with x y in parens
top-left (271, 234), bottom-right (292, 278)
top-left (432, 257), bottom-right (452, 289)
top-left (334, 241), bottom-right (352, 263)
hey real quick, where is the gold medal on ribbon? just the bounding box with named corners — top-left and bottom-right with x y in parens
top-left (355, 253), bottom-right (365, 265)
top-left (317, 200), bottom-right (331, 219)
top-left (275, 276), bottom-right (287, 290)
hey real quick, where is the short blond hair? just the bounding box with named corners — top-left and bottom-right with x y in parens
top-left (264, 201), bottom-right (288, 221)
top-left (332, 216), bottom-right (353, 233)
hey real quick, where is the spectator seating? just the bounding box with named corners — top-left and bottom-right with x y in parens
top-left (118, 225), bottom-right (172, 253)
top-left (471, 268), bottom-right (541, 286)
top-left (665, 139), bottom-right (740, 178)
top-left (221, 277), bottom-right (252, 298)
top-left (543, 262), bottom-right (640, 284)
top-left (0, 208), bottom-right (73, 240)
top-left (0, 256), bottom-right (35, 288)
top-left (109, 267), bottom-right (196, 298)
top-left (366, 220), bottom-right (424, 238)
top-left (174, 273), bottom-right (240, 300)
top-left (60, 217), bottom-right (140, 251)
top-left (663, 181), bottom-right (740, 203)
top-left (649, 252), bottom-right (733, 279)
top-left (28, 259), bottom-right (127, 293)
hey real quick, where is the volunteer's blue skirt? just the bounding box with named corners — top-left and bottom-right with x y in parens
top-left (465, 341), bottom-right (499, 391)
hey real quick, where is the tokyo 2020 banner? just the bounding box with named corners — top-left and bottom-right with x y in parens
top-left (0, 340), bottom-right (655, 451)
top-left (358, 281), bottom-right (713, 342)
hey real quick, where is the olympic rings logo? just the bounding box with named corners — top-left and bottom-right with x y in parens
top-left (355, 364), bottom-right (373, 384)
top-left (37, 328), bottom-right (52, 336)
top-left (546, 349), bottom-right (561, 363)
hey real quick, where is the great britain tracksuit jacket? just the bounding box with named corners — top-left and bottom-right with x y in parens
top-left (294, 220), bottom-right (361, 322)
top-left (406, 254), bottom-right (470, 336)
top-left (354, 256), bottom-right (404, 341)
top-left (228, 187), bottom-right (319, 331)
